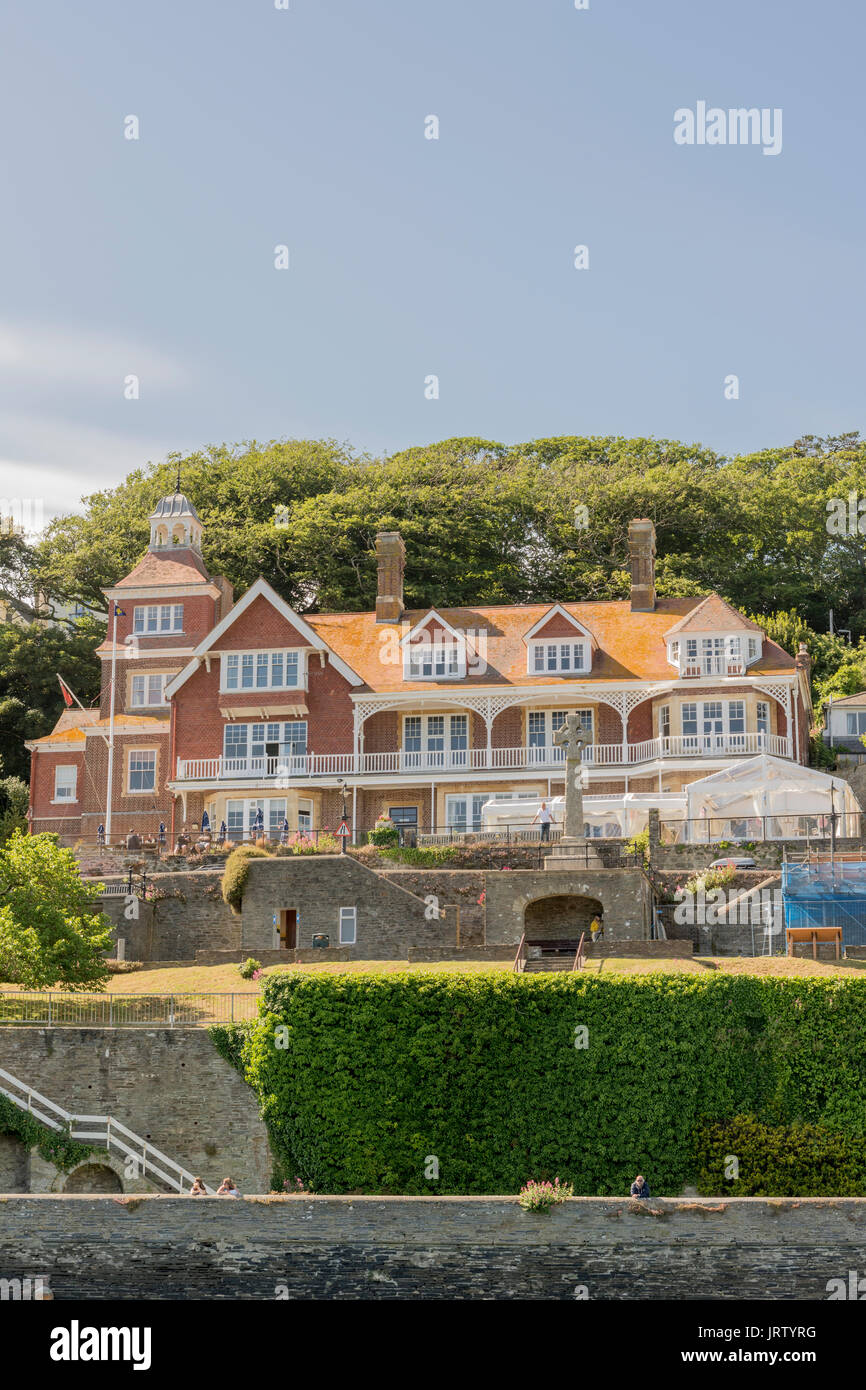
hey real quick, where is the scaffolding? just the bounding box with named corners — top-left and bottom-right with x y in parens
top-left (782, 855), bottom-right (866, 950)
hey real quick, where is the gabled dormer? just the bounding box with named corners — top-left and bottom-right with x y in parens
top-left (665, 594), bottom-right (763, 678)
top-left (400, 610), bottom-right (468, 681)
top-left (523, 604), bottom-right (594, 676)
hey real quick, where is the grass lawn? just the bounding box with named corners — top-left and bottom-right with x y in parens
top-left (2, 954), bottom-right (862, 997)
top-left (1, 955), bottom-right (863, 1001)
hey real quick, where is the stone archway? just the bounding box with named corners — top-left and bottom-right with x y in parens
top-left (524, 894), bottom-right (603, 943)
top-left (63, 1161), bottom-right (124, 1194)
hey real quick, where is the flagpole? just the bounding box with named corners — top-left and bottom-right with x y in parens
top-left (105, 600), bottom-right (118, 844)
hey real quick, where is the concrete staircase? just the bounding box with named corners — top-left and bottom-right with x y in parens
top-left (523, 956), bottom-right (576, 973)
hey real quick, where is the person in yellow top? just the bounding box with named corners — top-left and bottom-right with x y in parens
top-left (589, 916), bottom-right (603, 942)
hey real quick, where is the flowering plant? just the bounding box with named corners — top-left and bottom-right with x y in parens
top-left (518, 1177), bottom-right (574, 1212)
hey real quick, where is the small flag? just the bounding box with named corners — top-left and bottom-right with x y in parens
top-left (57, 675), bottom-right (78, 707)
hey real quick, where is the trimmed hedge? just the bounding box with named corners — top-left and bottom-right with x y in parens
top-left (228, 972), bottom-right (866, 1196)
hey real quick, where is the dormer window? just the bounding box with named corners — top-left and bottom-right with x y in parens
top-left (678, 634), bottom-right (756, 677)
top-left (404, 637), bottom-right (465, 680)
top-left (530, 641), bottom-right (587, 675)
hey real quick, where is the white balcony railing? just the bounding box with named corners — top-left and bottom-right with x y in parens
top-left (681, 659), bottom-right (746, 678)
top-left (174, 732), bottom-right (791, 782)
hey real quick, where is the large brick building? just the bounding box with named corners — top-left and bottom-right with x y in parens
top-left (26, 491), bottom-right (813, 845)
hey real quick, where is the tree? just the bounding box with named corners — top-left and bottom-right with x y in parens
top-left (0, 620), bottom-right (103, 780)
top-left (0, 832), bottom-right (112, 989)
top-left (0, 775), bottom-right (30, 843)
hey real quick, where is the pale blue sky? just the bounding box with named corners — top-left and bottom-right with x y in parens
top-left (0, 0), bottom-right (863, 517)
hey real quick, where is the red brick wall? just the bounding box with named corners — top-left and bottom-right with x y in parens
top-left (29, 749), bottom-right (86, 824)
top-left (627, 699), bottom-right (653, 743)
top-left (213, 595), bottom-right (312, 651)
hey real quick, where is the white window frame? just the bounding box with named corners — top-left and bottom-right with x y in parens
top-left (339, 906), bottom-right (357, 945)
top-left (127, 748), bottom-right (157, 794)
top-left (53, 764), bottom-right (78, 803)
top-left (529, 641), bottom-right (587, 675)
top-left (130, 673), bottom-right (169, 708)
top-left (221, 650), bottom-right (301, 692)
top-left (133, 604), bottom-right (183, 635)
top-left (404, 636), bottom-right (465, 681)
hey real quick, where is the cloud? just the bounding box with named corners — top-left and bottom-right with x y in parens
top-left (0, 412), bottom-right (189, 527)
top-left (0, 320), bottom-right (191, 390)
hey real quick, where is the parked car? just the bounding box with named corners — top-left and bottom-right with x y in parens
top-left (709, 856), bottom-right (756, 870)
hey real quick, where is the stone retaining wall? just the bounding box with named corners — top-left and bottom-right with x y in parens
top-left (0, 1196), bottom-right (863, 1300)
top-left (0, 1029), bottom-right (270, 1194)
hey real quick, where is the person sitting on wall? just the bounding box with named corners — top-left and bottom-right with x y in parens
top-left (174, 831), bottom-right (190, 855)
top-left (630, 1174), bottom-right (651, 1199)
top-left (217, 1177), bottom-right (242, 1198)
top-left (189, 1177), bottom-right (207, 1196)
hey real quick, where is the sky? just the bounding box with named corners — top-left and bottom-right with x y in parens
top-left (0, 0), bottom-right (864, 521)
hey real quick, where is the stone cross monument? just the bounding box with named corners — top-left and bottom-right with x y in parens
top-left (545, 712), bottom-right (602, 868)
top-left (552, 713), bottom-right (591, 840)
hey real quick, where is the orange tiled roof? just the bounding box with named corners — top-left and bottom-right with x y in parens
top-left (308, 598), bottom-right (796, 693)
top-left (664, 592), bottom-right (762, 637)
top-left (113, 547), bottom-right (211, 589)
top-left (29, 713), bottom-right (169, 748)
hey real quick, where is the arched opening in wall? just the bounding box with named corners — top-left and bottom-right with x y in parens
top-left (63, 1162), bottom-right (124, 1194)
top-left (0, 1133), bottom-right (29, 1192)
top-left (171, 523), bottom-right (187, 545)
top-left (524, 894), bottom-right (603, 949)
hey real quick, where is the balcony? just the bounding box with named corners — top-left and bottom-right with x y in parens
top-left (681, 659), bottom-right (745, 678)
top-left (174, 732), bottom-right (790, 782)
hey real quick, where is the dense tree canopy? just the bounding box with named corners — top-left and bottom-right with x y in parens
top-left (26, 432), bottom-right (866, 635)
top-left (2, 431), bottom-right (865, 773)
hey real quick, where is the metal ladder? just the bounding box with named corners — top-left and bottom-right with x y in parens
top-left (0, 1066), bottom-right (211, 1193)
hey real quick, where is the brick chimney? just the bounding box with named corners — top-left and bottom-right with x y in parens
top-left (628, 519), bottom-right (656, 612)
top-left (795, 641), bottom-right (812, 679)
top-left (375, 531), bottom-right (405, 623)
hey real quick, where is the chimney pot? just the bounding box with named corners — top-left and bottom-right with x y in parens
top-left (375, 531), bottom-right (405, 623)
top-left (628, 518), bottom-right (656, 612)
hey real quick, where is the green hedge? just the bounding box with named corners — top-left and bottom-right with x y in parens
top-left (227, 972), bottom-right (866, 1195)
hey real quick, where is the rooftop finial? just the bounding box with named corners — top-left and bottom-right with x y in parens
top-left (175, 461), bottom-right (182, 494)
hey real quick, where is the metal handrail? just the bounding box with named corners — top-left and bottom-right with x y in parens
top-left (572, 932), bottom-right (586, 971)
top-left (0, 1066), bottom-right (209, 1192)
top-left (512, 933), bottom-right (527, 974)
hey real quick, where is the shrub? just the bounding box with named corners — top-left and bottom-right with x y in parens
top-left (238, 957), bottom-right (262, 980)
top-left (682, 867), bottom-right (736, 895)
top-left (368, 815), bottom-right (399, 847)
top-left (518, 1178), bottom-right (573, 1211)
top-left (378, 845), bottom-right (458, 867)
top-left (695, 1115), bottom-right (866, 1196)
top-left (221, 845), bottom-right (269, 910)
